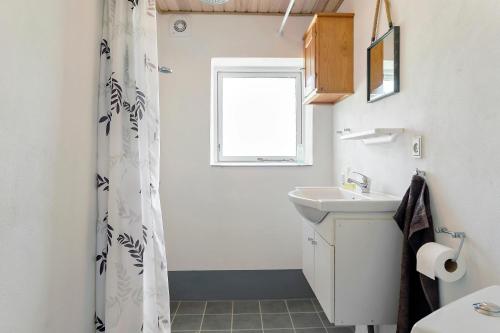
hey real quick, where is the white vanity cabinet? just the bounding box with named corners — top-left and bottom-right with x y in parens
top-left (302, 212), bottom-right (402, 326)
top-left (302, 222), bottom-right (316, 285)
top-left (303, 222), bottom-right (334, 318)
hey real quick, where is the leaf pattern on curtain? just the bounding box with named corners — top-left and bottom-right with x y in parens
top-left (129, 0), bottom-right (140, 9)
top-left (101, 39), bottom-right (111, 59)
top-left (99, 112), bottom-right (112, 135)
top-left (96, 1), bottom-right (170, 332)
top-left (124, 86), bottom-right (146, 138)
top-left (96, 250), bottom-right (108, 275)
top-left (97, 174), bottom-right (110, 191)
top-left (95, 314), bottom-right (106, 332)
top-left (107, 73), bottom-right (123, 115)
top-left (117, 233), bottom-right (145, 275)
top-left (106, 218), bottom-right (114, 246)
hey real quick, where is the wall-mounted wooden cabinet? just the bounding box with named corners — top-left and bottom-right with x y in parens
top-left (303, 13), bottom-right (354, 105)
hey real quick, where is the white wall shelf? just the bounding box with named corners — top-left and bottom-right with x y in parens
top-left (339, 128), bottom-right (404, 144)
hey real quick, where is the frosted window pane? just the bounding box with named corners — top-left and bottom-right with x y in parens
top-left (222, 77), bottom-right (297, 157)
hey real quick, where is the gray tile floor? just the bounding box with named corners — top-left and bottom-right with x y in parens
top-left (170, 299), bottom-right (354, 333)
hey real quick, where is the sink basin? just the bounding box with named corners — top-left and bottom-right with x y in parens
top-left (288, 187), bottom-right (401, 223)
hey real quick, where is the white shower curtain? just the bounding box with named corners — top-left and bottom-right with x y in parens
top-left (96, 1), bottom-right (170, 332)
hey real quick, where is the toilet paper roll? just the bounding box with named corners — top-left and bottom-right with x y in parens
top-left (416, 242), bottom-right (466, 282)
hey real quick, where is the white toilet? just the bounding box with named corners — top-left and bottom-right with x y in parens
top-left (411, 285), bottom-right (500, 333)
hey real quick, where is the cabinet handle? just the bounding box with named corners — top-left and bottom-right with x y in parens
top-left (307, 237), bottom-right (314, 242)
top-left (311, 240), bottom-right (317, 245)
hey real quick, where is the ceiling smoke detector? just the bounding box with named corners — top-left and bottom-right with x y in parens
top-left (199, 0), bottom-right (230, 5)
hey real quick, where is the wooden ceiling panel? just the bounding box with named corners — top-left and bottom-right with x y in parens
top-left (312, 0), bottom-right (329, 13)
top-left (291, 0), bottom-right (305, 14)
top-left (223, 1), bottom-right (235, 11)
top-left (233, 0), bottom-right (244, 11)
top-left (156, 0), bottom-right (344, 15)
top-left (187, 0), bottom-right (202, 11)
top-left (202, 4), bottom-right (215, 11)
top-left (324, 0), bottom-right (343, 12)
top-left (246, 0), bottom-right (258, 12)
top-left (161, 0), bottom-right (180, 11)
top-left (269, 0), bottom-right (287, 13)
top-left (301, 0), bottom-right (316, 14)
top-left (177, 0), bottom-right (191, 11)
top-left (257, 0), bottom-right (269, 13)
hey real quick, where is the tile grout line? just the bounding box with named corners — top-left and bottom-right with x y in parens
top-left (173, 327), bottom-right (326, 332)
top-left (317, 309), bottom-right (329, 333)
top-left (284, 300), bottom-right (297, 333)
top-left (175, 311), bottom-right (317, 316)
top-left (171, 299), bottom-right (327, 333)
top-left (199, 301), bottom-right (208, 332)
top-left (171, 301), bottom-right (181, 327)
top-left (230, 301), bottom-right (234, 333)
top-left (258, 300), bottom-right (264, 333)
top-left (311, 299), bottom-right (329, 333)
top-left (311, 299), bottom-right (319, 313)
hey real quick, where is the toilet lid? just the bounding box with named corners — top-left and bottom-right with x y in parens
top-left (411, 285), bottom-right (500, 333)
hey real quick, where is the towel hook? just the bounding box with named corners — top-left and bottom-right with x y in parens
top-left (435, 227), bottom-right (466, 262)
top-left (415, 168), bottom-right (426, 177)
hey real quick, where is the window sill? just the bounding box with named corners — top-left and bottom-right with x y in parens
top-left (210, 162), bottom-right (313, 167)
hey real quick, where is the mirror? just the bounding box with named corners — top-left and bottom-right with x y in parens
top-left (367, 26), bottom-right (400, 102)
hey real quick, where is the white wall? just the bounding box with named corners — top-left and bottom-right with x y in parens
top-left (157, 14), bottom-right (333, 271)
top-left (334, 0), bottom-right (500, 310)
top-left (0, 1), bottom-right (101, 332)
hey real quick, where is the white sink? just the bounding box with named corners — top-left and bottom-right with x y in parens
top-left (288, 187), bottom-right (401, 223)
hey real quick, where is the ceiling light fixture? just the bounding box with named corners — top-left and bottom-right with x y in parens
top-left (199, 0), bottom-right (230, 5)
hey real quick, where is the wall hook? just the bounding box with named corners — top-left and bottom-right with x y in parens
top-left (158, 66), bottom-right (173, 74)
top-left (415, 168), bottom-right (426, 177)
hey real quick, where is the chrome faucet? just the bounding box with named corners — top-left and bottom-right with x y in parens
top-left (347, 172), bottom-right (370, 193)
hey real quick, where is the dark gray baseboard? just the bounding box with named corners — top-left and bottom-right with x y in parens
top-left (169, 269), bottom-right (313, 300)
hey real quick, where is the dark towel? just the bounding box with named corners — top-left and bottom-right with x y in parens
top-left (393, 175), bottom-right (440, 333)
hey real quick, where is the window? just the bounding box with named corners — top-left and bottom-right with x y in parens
top-left (210, 58), bottom-right (312, 166)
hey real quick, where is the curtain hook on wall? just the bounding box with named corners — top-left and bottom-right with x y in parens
top-left (158, 66), bottom-right (173, 74)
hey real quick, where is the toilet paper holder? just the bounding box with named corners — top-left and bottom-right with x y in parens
top-left (435, 227), bottom-right (466, 262)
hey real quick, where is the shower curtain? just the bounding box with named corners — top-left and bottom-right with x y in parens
top-left (96, 1), bottom-right (170, 332)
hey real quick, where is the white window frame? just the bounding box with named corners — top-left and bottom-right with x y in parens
top-left (210, 58), bottom-right (313, 167)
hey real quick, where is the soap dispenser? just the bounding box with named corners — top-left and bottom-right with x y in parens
top-left (342, 167), bottom-right (357, 190)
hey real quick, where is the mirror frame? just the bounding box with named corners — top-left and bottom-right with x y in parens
top-left (367, 26), bottom-right (400, 103)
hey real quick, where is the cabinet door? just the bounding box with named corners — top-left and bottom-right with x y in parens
top-left (334, 219), bottom-right (402, 325)
top-left (304, 25), bottom-right (316, 97)
top-left (302, 221), bottom-right (315, 289)
top-left (314, 234), bottom-right (334, 323)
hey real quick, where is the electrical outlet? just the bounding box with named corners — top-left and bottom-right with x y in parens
top-left (412, 136), bottom-right (422, 158)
